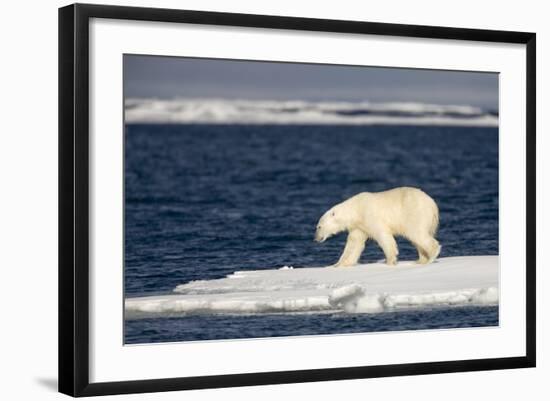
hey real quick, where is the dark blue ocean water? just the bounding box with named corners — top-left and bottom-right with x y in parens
top-left (124, 124), bottom-right (498, 344)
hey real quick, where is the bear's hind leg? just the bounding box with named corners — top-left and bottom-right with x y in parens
top-left (414, 244), bottom-right (429, 264)
top-left (407, 237), bottom-right (430, 264)
top-left (415, 236), bottom-right (440, 264)
top-left (334, 229), bottom-right (368, 267)
top-left (374, 232), bottom-right (399, 265)
top-left (427, 239), bottom-right (441, 263)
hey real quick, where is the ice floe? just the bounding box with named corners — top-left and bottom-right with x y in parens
top-left (125, 256), bottom-right (498, 318)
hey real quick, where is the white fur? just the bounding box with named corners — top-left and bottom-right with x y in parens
top-left (315, 187), bottom-right (440, 267)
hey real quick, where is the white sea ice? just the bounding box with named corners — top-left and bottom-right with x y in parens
top-left (124, 98), bottom-right (498, 127)
top-left (125, 256), bottom-right (498, 318)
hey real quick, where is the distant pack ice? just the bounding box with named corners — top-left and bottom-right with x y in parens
top-left (124, 98), bottom-right (499, 126)
top-left (125, 256), bottom-right (499, 318)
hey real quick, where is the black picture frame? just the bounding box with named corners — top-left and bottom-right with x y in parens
top-left (59, 3), bottom-right (536, 397)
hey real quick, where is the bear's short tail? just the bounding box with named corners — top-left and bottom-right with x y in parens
top-left (430, 201), bottom-right (439, 237)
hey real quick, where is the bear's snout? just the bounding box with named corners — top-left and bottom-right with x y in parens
top-left (314, 227), bottom-right (326, 243)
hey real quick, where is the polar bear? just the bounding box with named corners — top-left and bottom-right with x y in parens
top-left (314, 187), bottom-right (440, 267)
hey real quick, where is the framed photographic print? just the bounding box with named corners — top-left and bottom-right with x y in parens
top-left (58, 3), bottom-right (536, 397)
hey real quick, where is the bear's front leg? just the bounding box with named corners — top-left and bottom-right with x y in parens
top-left (374, 232), bottom-right (399, 265)
top-left (334, 229), bottom-right (368, 267)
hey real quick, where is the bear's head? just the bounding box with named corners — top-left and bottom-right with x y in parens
top-left (315, 206), bottom-right (347, 243)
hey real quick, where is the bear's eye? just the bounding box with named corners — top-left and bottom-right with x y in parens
top-left (331, 211), bottom-right (335, 217)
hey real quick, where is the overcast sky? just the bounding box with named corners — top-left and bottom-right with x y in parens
top-left (124, 54), bottom-right (499, 110)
